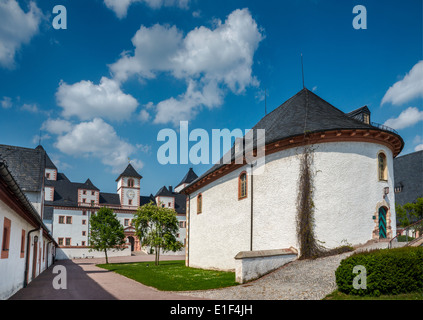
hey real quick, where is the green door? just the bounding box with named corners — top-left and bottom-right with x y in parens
top-left (379, 207), bottom-right (387, 239)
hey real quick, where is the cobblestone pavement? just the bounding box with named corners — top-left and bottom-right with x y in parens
top-left (177, 242), bottom-right (391, 300)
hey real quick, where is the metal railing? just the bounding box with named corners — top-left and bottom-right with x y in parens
top-left (389, 218), bottom-right (423, 249)
top-left (371, 122), bottom-right (399, 135)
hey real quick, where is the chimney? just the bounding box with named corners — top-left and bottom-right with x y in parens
top-left (169, 186), bottom-right (173, 193)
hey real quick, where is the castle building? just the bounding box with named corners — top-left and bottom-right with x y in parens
top-left (0, 144), bottom-right (197, 260)
top-left (182, 88), bottom-right (404, 272)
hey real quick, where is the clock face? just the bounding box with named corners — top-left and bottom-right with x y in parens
top-left (127, 190), bottom-right (135, 199)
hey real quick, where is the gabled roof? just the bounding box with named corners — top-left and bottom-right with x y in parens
top-left (80, 178), bottom-right (99, 191)
top-left (115, 163), bottom-right (143, 181)
top-left (176, 168), bottom-right (198, 188)
top-left (0, 144), bottom-right (46, 192)
top-left (155, 186), bottom-right (174, 197)
top-left (346, 106), bottom-right (371, 118)
top-left (183, 88), bottom-right (404, 192)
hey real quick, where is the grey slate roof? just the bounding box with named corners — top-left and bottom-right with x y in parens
top-left (116, 163), bottom-right (143, 181)
top-left (176, 168), bottom-right (198, 188)
top-left (394, 150), bottom-right (423, 206)
top-left (0, 144), bottom-right (47, 192)
top-left (184, 88), bottom-right (403, 190)
top-left (155, 186), bottom-right (174, 197)
top-left (99, 192), bottom-right (121, 206)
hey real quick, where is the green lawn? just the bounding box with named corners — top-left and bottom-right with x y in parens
top-left (97, 260), bottom-right (239, 291)
top-left (324, 290), bottom-right (423, 300)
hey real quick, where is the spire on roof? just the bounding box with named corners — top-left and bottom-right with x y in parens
top-left (155, 186), bottom-right (174, 198)
top-left (176, 168), bottom-right (198, 188)
top-left (115, 163), bottom-right (143, 181)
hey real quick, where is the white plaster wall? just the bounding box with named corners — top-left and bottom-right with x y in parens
top-left (0, 201), bottom-right (54, 300)
top-left (188, 167), bottom-right (251, 271)
top-left (53, 209), bottom-right (89, 246)
top-left (56, 246), bottom-right (131, 260)
top-left (188, 141), bottom-right (396, 271)
top-left (312, 142), bottom-right (395, 247)
top-left (157, 196), bottom-right (175, 209)
top-left (45, 168), bottom-right (57, 181)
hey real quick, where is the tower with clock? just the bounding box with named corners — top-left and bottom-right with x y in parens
top-left (116, 163), bottom-right (142, 207)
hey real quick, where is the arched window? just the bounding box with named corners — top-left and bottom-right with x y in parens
top-left (238, 172), bottom-right (248, 200)
top-left (378, 152), bottom-right (388, 181)
top-left (128, 179), bottom-right (134, 187)
top-left (197, 194), bottom-right (202, 214)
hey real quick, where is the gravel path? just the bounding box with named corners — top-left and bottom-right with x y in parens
top-left (178, 242), bottom-right (391, 300)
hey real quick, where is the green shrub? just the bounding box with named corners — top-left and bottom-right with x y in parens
top-left (335, 247), bottom-right (423, 296)
top-left (397, 235), bottom-right (415, 242)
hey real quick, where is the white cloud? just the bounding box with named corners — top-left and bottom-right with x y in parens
top-left (104, 0), bottom-right (190, 19)
top-left (381, 61), bottom-right (423, 106)
top-left (54, 118), bottom-right (143, 173)
top-left (415, 144), bottom-right (423, 152)
top-left (1, 96), bottom-right (12, 109)
top-left (21, 103), bottom-right (39, 113)
top-left (0, 0), bottom-right (43, 68)
top-left (41, 118), bottom-right (73, 135)
top-left (32, 133), bottom-right (51, 145)
top-left (56, 77), bottom-right (139, 122)
top-left (153, 79), bottom-right (223, 125)
top-left (110, 8), bottom-right (264, 125)
top-left (384, 107), bottom-right (423, 130)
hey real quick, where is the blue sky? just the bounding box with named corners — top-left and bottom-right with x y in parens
top-left (0, 0), bottom-right (422, 196)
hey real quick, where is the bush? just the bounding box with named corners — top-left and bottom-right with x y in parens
top-left (335, 247), bottom-right (423, 296)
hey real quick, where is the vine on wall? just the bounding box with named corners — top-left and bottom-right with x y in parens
top-left (295, 143), bottom-right (354, 260)
top-left (296, 144), bottom-right (325, 260)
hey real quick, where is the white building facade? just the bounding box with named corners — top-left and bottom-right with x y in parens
top-left (183, 89), bottom-right (404, 272)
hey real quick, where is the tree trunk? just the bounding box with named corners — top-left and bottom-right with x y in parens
top-left (104, 248), bottom-right (109, 264)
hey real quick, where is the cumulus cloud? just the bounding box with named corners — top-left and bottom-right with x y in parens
top-left (56, 77), bottom-right (139, 122)
top-left (381, 61), bottom-right (423, 106)
top-left (41, 118), bottom-right (73, 135)
top-left (104, 0), bottom-right (190, 19)
top-left (110, 8), bottom-right (264, 125)
top-left (384, 107), bottom-right (423, 130)
top-left (0, 0), bottom-right (43, 68)
top-left (54, 118), bottom-right (143, 173)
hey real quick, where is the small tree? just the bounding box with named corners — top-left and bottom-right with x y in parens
top-left (89, 207), bottom-right (126, 264)
top-left (133, 201), bottom-right (183, 265)
top-left (396, 198), bottom-right (423, 233)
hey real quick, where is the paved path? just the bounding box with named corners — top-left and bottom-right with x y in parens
top-left (177, 242), bottom-right (392, 300)
top-left (10, 255), bottom-right (203, 300)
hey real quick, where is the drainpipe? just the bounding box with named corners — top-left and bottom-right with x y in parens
top-left (187, 194), bottom-right (191, 267)
top-left (250, 163), bottom-right (254, 251)
top-left (24, 228), bottom-right (40, 288)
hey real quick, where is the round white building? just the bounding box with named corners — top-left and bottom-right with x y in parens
top-left (182, 88), bottom-right (404, 273)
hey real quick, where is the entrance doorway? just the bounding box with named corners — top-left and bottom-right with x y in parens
top-left (128, 236), bottom-right (135, 251)
top-left (379, 207), bottom-right (387, 239)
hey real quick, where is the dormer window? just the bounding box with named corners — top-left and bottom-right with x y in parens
top-left (363, 113), bottom-right (370, 124)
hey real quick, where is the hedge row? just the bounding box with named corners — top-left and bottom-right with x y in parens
top-left (335, 247), bottom-right (423, 296)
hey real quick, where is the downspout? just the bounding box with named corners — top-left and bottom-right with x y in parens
top-left (186, 194), bottom-right (190, 267)
top-left (250, 163), bottom-right (254, 251)
top-left (24, 228), bottom-right (40, 287)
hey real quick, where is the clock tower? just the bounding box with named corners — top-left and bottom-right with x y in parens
top-left (116, 163), bottom-right (142, 208)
